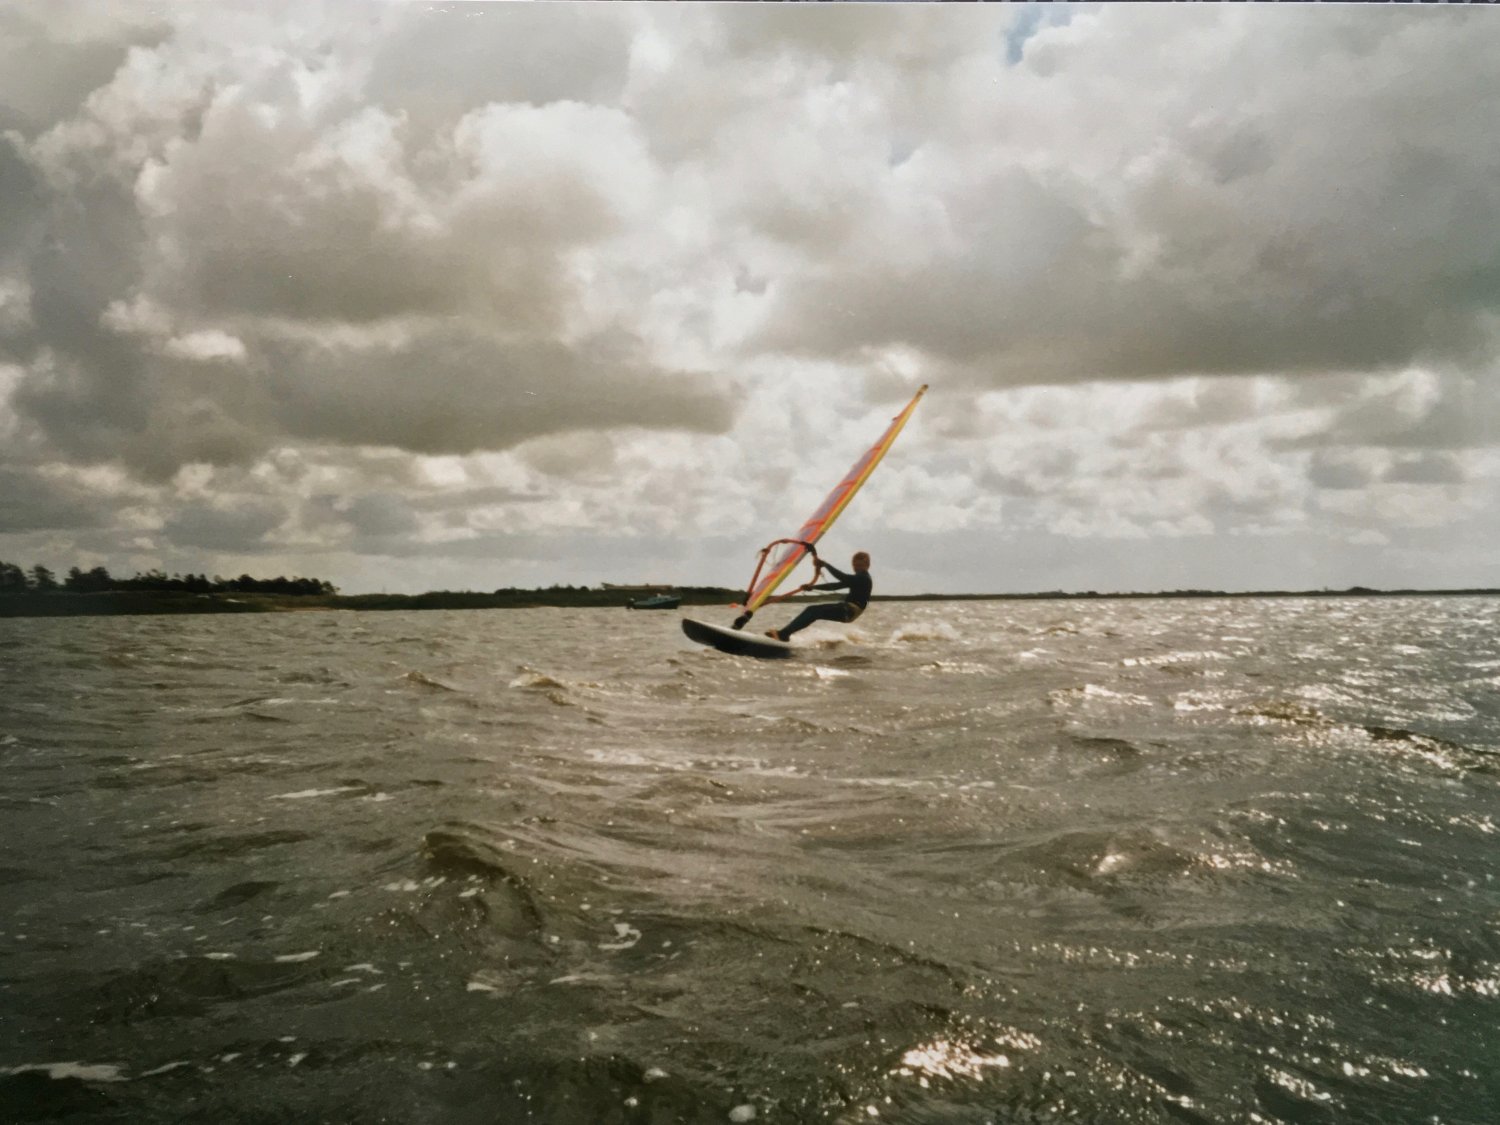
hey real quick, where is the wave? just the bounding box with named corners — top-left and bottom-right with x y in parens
top-left (270, 785), bottom-right (367, 801)
top-left (421, 827), bottom-right (531, 883)
top-left (1048, 684), bottom-right (1153, 708)
top-left (507, 666), bottom-right (580, 708)
top-left (1235, 699), bottom-right (1497, 768)
top-left (1004, 827), bottom-right (1211, 891)
top-left (1069, 735), bottom-right (1146, 759)
top-left (890, 620), bottom-right (961, 644)
top-left (1174, 690), bottom-right (1243, 713)
top-left (275, 667), bottom-right (347, 685)
top-left (920, 660), bottom-right (993, 675)
top-left (1122, 650), bottom-right (1231, 668)
top-left (88, 953), bottom-right (327, 1024)
top-left (196, 880), bottom-right (280, 913)
top-left (509, 667), bottom-right (567, 690)
top-left (152, 828), bottom-right (312, 862)
top-left (2, 1063), bottom-right (126, 1083)
top-left (401, 670), bottom-right (457, 692)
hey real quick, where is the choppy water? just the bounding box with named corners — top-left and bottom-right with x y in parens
top-left (2, 597), bottom-right (1499, 1124)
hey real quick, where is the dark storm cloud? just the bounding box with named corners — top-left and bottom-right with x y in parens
top-left (1383, 454), bottom-right (1467, 487)
top-left (749, 8), bottom-right (1500, 389)
top-left (368, 3), bottom-right (634, 131)
top-left (1, 4), bottom-right (737, 485)
top-left (0, 133), bottom-right (45, 266)
top-left (0, 6), bottom-right (738, 486)
top-left (0, 464), bottom-right (109, 531)
top-left (1274, 370), bottom-right (1500, 455)
top-left (1, 2), bottom-right (1496, 595)
top-left (162, 502), bottom-right (283, 552)
top-left (337, 493), bottom-right (419, 539)
top-left (409, 485), bottom-right (549, 513)
top-left (0, 3), bottom-right (168, 134)
top-left (1307, 453), bottom-right (1376, 492)
top-left (261, 326), bottom-right (730, 458)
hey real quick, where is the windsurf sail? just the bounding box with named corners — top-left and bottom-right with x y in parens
top-left (735, 384), bottom-right (927, 619)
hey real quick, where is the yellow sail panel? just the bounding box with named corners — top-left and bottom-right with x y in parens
top-left (744, 384), bottom-right (927, 613)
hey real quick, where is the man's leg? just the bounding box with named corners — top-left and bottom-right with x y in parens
top-left (773, 602), bottom-right (846, 640)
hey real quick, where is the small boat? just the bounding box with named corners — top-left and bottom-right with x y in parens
top-left (628, 593), bottom-right (682, 610)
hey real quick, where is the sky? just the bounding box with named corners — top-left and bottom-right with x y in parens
top-left (1, 1), bottom-right (1498, 597)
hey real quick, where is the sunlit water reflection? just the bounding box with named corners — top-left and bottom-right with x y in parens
top-left (2, 597), bottom-right (1498, 1123)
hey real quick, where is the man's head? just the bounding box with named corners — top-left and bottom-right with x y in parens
top-left (852, 551), bottom-right (871, 572)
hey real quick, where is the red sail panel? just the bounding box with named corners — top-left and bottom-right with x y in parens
top-left (743, 384), bottom-right (927, 613)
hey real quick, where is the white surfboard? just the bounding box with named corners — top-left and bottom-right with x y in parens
top-left (681, 618), bottom-right (794, 659)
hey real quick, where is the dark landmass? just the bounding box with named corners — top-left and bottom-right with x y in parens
top-left (884, 586), bottom-right (1500, 602)
top-left (1, 585), bottom-right (1496, 619)
top-left (0, 586), bottom-right (737, 617)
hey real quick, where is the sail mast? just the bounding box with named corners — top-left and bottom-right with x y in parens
top-left (741, 384), bottom-right (927, 614)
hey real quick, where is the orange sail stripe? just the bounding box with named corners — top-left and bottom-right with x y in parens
top-left (743, 385), bottom-right (927, 613)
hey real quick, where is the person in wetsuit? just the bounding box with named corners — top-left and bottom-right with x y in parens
top-left (765, 550), bottom-right (872, 642)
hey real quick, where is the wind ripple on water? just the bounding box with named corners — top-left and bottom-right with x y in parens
top-left (2, 599), bottom-right (1499, 1122)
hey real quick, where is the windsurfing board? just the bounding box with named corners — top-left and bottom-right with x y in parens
top-left (681, 618), bottom-right (794, 659)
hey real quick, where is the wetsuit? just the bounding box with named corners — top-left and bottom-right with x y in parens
top-left (774, 561), bottom-right (871, 640)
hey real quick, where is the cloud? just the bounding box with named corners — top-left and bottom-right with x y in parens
top-left (748, 7), bottom-right (1500, 387)
top-left (368, 3), bottom-right (636, 135)
top-left (162, 501), bottom-right (284, 552)
top-left (1274, 367), bottom-right (1500, 454)
top-left (0, 464), bottom-right (111, 532)
top-left (1, 3), bottom-right (1497, 595)
top-left (0, 2), bottom-right (169, 134)
top-left (1308, 452), bottom-right (1378, 492)
top-left (1383, 453), bottom-right (1467, 487)
top-left (163, 329), bottom-right (246, 363)
top-left (1, 18), bottom-right (738, 484)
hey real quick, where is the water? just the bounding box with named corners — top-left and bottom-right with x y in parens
top-left (2, 597), bottom-right (1499, 1124)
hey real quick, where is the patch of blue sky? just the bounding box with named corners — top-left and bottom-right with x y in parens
top-left (1005, 3), bottom-right (1083, 67)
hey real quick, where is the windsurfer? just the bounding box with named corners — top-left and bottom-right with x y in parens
top-left (766, 551), bottom-right (871, 641)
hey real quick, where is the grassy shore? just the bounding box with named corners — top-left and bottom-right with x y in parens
top-left (2, 585), bottom-right (1496, 619)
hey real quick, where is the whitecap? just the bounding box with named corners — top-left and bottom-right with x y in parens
top-left (270, 786), bottom-right (363, 801)
top-left (1050, 684), bottom-right (1152, 707)
top-left (1174, 691), bottom-right (1238, 713)
top-left (402, 671), bottom-right (457, 692)
top-left (891, 621), bottom-right (960, 643)
top-left (3, 1062), bottom-right (127, 1083)
top-left (598, 922), bottom-right (642, 951)
top-left (138, 1061), bottom-right (191, 1078)
top-left (509, 667), bottom-right (566, 690)
top-left (921, 661), bottom-right (991, 675)
top-left (1122, 650), bottom-right (1229, 668)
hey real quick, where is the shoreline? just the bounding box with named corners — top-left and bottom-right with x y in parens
top-left (2, 586), bottom-right (1497, 619)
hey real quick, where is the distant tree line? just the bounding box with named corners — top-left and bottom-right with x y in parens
top-left (0, 560), bottom-right (336, 596)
